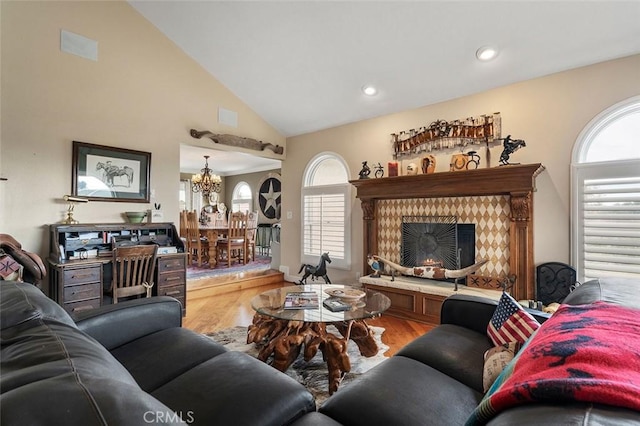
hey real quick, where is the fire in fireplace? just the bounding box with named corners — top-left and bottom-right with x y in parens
top-left (401, 215), bottom-right (476, 282)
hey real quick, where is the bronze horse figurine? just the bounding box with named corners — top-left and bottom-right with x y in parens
top-left (298, 252), bottom-right (332, 284)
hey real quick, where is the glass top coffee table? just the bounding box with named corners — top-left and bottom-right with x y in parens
top-left (249, 284), bottom-right (391, 394)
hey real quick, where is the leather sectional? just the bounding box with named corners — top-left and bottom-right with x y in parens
top-left (2, 278), bottom-right (639, 425)
top-left (0, 281), bottom-right (315, 425)
top-left (294, 277), bottom-right (640, 425)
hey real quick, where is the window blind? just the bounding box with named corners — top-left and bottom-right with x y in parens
top-left (302, 193), bottom-right (346, 260)
top-left (582, 176), bottom-right (640, 280)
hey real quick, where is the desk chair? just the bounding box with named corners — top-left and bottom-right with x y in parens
top-left (108, 244), bottom-right (157, 304)
top-left (186, 210), bottom-right (209, 267)
top-left (217, 211), bottom-right (246, 267)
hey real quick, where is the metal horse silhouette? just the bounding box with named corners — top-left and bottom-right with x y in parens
top-left (498, 135), bottom-right (526, 165)
top-left (96, 162), bottom-right (134, 187)
top-left (298, 252), bottom-right (332, 284)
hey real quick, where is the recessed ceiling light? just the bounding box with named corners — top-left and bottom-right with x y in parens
top-left (476, 46), bottom-right (499, 62)
top-left (362, 85), bottom-right (378, 96)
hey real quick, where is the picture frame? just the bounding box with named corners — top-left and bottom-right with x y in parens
top-left (72, 141), bottom-right (151, 202)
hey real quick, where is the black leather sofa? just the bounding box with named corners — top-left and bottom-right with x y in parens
top-left (3, 278), bottom-right (639, 425)
top-left (293, 278), bottom-right (640, 426)
top-left (0, 280), bottom-right (315, 425)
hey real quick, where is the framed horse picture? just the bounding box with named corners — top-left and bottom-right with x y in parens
top-left (72, 141), bottom-right (151, 202)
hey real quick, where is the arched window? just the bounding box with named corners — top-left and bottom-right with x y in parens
top-left (232, 181), bottom-right (253, 213)
top-left (571, 96), bottom-right (640, 282)
top-left (301, 153), bottom-right (351, 269)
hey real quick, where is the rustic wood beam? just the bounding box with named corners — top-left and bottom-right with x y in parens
top-left (190, 129), bottom-right (284, 155)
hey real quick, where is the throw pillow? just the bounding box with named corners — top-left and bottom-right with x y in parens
top-left (0, 252), bottom-right (23, 281)
top-left (487, 292), bottom-right (540, 346)
top-left (482, 342), bottom-right (519, 392)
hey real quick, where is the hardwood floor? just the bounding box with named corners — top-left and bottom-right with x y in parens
top-left (183, 271), bottom-right (434, 356)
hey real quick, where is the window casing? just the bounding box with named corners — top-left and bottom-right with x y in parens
top-left (301, 153), bottom-right (351, 269)
top-left (571, 96), bottom-right (640, 282)
top-left (232, 182), bottom-right (252, 213)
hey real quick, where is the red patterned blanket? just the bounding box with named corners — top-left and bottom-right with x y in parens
top-left (467, 301), bottom-right (640, 425)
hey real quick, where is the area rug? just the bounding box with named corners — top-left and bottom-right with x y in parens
top-left (186, 255), bottom-right (272, 281)
top-left (206, 325), bottom-right (389, 407)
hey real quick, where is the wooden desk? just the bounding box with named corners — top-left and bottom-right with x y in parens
top-left (48, 222), bottom-right (187, 315)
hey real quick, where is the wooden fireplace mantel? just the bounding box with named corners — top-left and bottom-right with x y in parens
top-left (350, 163), bottom-right (545, 301)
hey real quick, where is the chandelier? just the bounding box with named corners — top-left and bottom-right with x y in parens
top-left (191, 155), bottom-right (221, 196)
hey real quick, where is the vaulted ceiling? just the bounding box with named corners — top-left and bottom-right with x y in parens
top-left (130, 1), bottom-right (640, 173)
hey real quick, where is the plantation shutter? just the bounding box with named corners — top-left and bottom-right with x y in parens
top-left (576, 162), bottom-right (640, 281)
top-left (302, 192), bottom-right (346, 260)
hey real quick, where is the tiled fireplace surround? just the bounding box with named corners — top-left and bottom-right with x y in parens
top-left (351, 163), bottom-right (544, 324)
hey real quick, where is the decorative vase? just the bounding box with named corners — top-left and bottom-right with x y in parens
top-left (421, 155), bottom-right (436, 174)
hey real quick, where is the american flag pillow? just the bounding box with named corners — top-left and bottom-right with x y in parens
top-left (487, 292), bottom-right (540, 346)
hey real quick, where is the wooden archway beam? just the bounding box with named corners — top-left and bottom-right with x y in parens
top-left (190, 129), bottom-right (284, 155)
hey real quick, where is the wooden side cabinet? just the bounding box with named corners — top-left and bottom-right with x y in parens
top-left (363, 283), bottom-right (445, 325)
top-left (49, 261), bottom-right (103, 315)
top-left (155, 253), bottom-right (187, 315)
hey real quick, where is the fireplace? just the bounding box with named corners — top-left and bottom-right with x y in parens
top-left (401, 215), bottom-right (475, 283)
top-left (351, 164), bottom-right (544, 324)
top-left (350, 163), bottom-right (545, 303)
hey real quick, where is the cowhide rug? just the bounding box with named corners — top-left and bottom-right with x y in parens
top-left (206, 325), bottom-right (389, 407)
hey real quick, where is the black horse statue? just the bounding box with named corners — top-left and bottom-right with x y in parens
top-left (498, 135), bottom-right (526, 165)
top-left (298, 252), bottom-right (332, 284)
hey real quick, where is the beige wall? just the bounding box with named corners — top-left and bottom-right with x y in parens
top-left (1, 1), bottom-right (285, 257)
top-left (281, 55), bottom-right (640, 284)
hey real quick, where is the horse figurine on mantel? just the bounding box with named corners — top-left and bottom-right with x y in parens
top-left (298, 252), bottom-right (332, 284)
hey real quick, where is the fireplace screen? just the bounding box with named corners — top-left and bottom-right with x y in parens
top-left (401, 216), bottom-right (476, 276)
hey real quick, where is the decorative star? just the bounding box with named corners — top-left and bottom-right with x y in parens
top-left (261, 180), bottom-right (281, 213)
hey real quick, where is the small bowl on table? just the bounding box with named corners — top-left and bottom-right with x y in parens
top-left (324, 287), bottom-right (366, 301)
top-left (125, 211), bottom-right (147, 224)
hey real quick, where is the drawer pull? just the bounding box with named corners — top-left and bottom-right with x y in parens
top-left (165, 290), bottom-right (181, 296)
top-left (72, 306), bottom-right (94, 312)
top-left (71, 273), bottom-right (93, 279)
top-left (165, 276), bottom-right (182, 282)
